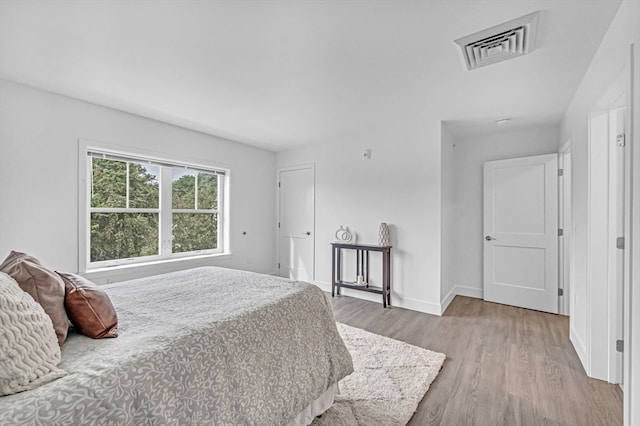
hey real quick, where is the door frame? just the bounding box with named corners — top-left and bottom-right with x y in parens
top-left (276, 163), bottom-right (316, 281)
top-left (558, 140), bottom-right (572, 316)
top-left (607, 105), bottom-right (626, 386)
top-left (625, 41), bottom-right (639, 426)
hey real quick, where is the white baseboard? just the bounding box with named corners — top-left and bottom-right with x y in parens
top-left (341, 288), bottom-right (442, 315)
top-left (570, 326), bottom-right (589, 374)
top-left (438, 285), bottom-right (483, 315)
top-left (316, 282), bottom-right (442, 316)
top-left (455, 285), bottom-right (483, 299)
top-left (439, 286), bottom-right (457, 315)
top-left (396, 296), bottom-right (442, 316)
top-left (315, 281), bottom-right (483, 317)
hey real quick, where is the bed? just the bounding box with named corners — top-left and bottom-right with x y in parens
top-left (0, 266), bottom-right (354, 425)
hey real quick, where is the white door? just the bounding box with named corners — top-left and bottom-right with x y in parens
top-left (278, 166), bottom-right (314, 281)
top-left (483, 153), bottom-right (559, 314)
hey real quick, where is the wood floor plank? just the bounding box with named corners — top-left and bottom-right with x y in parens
top-left (329, 294), bottom-right (623, 426)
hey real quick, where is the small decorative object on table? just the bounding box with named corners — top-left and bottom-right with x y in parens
top-left (335, 225), bottom-right (353, 243)
top-left (378, 222), bottom-right (391, 246)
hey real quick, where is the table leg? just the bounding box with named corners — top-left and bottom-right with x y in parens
top-left (336, 247), bottom-right (341, 296)
top-left (331, 246), bottom-right (336, 297)
top-left (384, 250), bottom-right (391, 307)
top-left (365, 250), bottom-right (369, 286)
top-left (382, 250), bottom-right (387, 308)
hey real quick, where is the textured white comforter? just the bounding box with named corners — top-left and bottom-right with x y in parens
top-left (0, 266), bottom-right (353, 425)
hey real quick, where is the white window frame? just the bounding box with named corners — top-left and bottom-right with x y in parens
top-left (79, 141), bottom-right (229, 272)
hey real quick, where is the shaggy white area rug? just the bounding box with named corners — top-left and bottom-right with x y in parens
top-left (312, 323), bottom-right (446, 426)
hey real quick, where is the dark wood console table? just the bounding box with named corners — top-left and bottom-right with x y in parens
top-left (331, 243), bottom-right (392, 308)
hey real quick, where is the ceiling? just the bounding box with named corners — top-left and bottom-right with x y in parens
top-left (0, 0), bottom-right (622, 151)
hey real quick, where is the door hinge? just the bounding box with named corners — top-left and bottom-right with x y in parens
top-left (558, 169), bottom-right (564, 177)
top-left (278, 222), bottom-right (280, 228)
top-left (616, 237), bottom-right (625, 249)
top-left (616, 134), bottom-right (626, 147)
top-left (278, 181), bottom-right (281, 188)
top-left (558, 288), bottom-right (564, 296)
top-left (558, 229), bottom-right (564, 237)
top-left (616, 339), bottom-right (624, 353)
top-left (277, 263), bottom-right (280, 269)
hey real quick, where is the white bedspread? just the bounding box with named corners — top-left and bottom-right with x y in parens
top-left (0, 266), bottom-right (353, 425)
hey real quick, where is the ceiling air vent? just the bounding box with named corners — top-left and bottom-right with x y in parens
top-left (455, 11), bottom-right (539, 71)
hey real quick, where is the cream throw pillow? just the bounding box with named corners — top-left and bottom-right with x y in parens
top-left (0, 272), bottom-right (66, 396)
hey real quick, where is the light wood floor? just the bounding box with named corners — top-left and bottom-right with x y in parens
top-left (329, 294), bottom-right (623, 426)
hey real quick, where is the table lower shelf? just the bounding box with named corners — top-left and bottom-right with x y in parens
top-left (333, 281), bottom-right (386, 295)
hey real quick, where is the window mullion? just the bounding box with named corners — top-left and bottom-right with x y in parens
top-left (218, 175), bottom-right (224, 251)
top-left (195, 173), bottom-right (199, 210)
top-left (89, 156), bottom-right (94, 205)
top-left (126, 162), bottom-right (130, 209)
top-left (160, 167), bottom-right (173, 257)
top-left (86, 156), bottom-right (93, 269)
top-left (90, 207), bottom-right (160, 214)
top-left (171, 209), bottom-right (218, 214)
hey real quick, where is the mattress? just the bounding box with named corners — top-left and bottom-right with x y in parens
top-left (0, 266), bottom-right (354, 425)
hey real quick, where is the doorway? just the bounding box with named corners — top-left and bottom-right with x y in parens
top-left (277, 165), bottom-right (315, 281)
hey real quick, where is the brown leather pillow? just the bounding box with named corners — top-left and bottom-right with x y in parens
top-left (0, 251), bottom-right (69, 345)
top-left (56, 272), bottom-right (118, 339)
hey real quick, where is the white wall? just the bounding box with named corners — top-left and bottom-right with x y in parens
top-left (440, 123), bottom-right (456, 309)
top-left (0, 80), bottom-right (276, 282)
top-left (559, 0), bottom-right (640, 388)
top-left (449, 124), bottom-right (560, 299)
top-left (276, 122), bottom-right (444, 314)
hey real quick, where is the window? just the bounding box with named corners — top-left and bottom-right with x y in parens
top-left (171, 169), bottom-right (219, 254)
top-left (86, 150), bottom-right (226, 269)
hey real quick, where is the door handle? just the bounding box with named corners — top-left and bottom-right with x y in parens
top-left (485, 235), bottom-right (496, 241)
top-left (303, 231), bottom-right (311, 236)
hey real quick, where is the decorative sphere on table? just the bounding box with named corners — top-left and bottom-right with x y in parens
top-left (335, 225), bottom-right (353, 243)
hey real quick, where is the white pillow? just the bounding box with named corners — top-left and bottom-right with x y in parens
top-left (0, 272), bottom-right (66, 396)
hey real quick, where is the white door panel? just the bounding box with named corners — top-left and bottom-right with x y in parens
top-left (484, 154), bottom-right (559, 314)
top-left (278, 166), bottom-right (314, 281)
top-left (492, 164), bottom-right (546, 234)
top-left (278, 237), bottom-right (313, 282)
